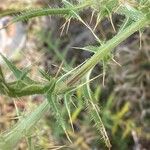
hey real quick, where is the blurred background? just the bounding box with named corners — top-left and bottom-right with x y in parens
top-left (0, 0), bottom-right (150, 149)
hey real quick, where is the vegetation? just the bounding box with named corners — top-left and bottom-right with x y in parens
top-left (0, 0), bottom-right (150, 149)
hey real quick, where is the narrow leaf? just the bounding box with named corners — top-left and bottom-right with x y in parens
top-left (0, 53), bottom-right (36, 84)
top-left (0, 101), bottom-right (49, 149)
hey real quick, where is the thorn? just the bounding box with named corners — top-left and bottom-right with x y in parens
top-left (55, 61), bottom-right (64, 78)
top-left (64, 129), bottom-right (72, 143)
top-left (139, 30), bottom-right (143, 50)
top-left (112, 57), bottom-right (122, 67)
top-left (93, 21), bottom-right (98, 31)
top-left (66, 18), bottom-right (71, 34)
top-left (90, 10), bottom-right (95, 24)
top-left (102, 72), bottom-right (105, 87)
top-left (93, 15), bottom-right (101, 31)
top-left (70, 97), bottom-right (77, 108)
top-left (114, 4), bottom-right (122, 14)
top-left (69, 114), bottom-right (74, 133)
top-left (69, 73), bottom-right (103, 92)
top-left (60, 18), bottom-right (71, 36)
top-left (60, 21), bottom-right (67, 36)
top-left (102, 62), bottom-right (106, 87)
top-left (109, 14), bottom-right (116, 33)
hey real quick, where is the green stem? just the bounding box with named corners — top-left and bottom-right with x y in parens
top-left (1, 14), bottom-right (149, 97)
top-left (0, 9), bottom-right (25, 18)
top-left (0, 3), bottom-right (90, 27)
top-left (66, 16), bottom-right (149, 86)
top-left (1, 6), bottom-right (149, 150)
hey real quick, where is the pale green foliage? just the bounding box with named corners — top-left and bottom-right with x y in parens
top-left (0, 101), bottom-right (49, 150)
top-left (0, 0), bottom-right (150, 149)
top-left (83, 71), bottom-right (111, 148)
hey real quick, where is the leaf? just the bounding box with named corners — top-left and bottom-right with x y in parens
top-left (117, 3), bottom-right (144, 21)
top-left (47, 94), bottom-right (72, 143)
top-left (64, 93), bottom-right (74, 132)
top-left (73, 45), bottom-right (99, 53)
top-left (46, 79), bottom-right (72, 142)
top-left (118, 17), bottom-right (133, 34)
top-left (88, 102), bottom-right (111, 149)
top-left (0, 53), bottom-right (36, 84)
top-left (39, 68), bottom-right (51, 81)
top-left (0, 101), bottom-right (49, 149)
top-left (82, 71), bottom-right (111, 149)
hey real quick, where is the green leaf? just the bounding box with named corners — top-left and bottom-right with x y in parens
top-left (82, 71), bottom-right (111, 149)
top-left (39, 69), bottom-right (51, 81)
top-left (47, 94), bottom-right (71, 142)
top-left (0, 101), bottom-right (49, 150)
top-left (64, 93), bottom-right (74, 132)
top-left (73, 46), bottom-right (99, 53)
top-left (0, 53), bottom-right (36, 84)
top-left (117, 3), bottom-right (144, 21)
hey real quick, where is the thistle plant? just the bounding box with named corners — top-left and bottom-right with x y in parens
top-left (0, 0), bottom-right (150, 149)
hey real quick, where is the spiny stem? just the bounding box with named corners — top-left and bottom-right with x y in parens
top-left (0, 2), bottom-right (149, 149)
top-left (1, 14), bottom-right (149, 98)
top-left (0, 3), bottom-right (90, 29)
top-left (0, 9), bottom-right (25, 18)
top-left (66, 15), bottom-right (149, 86)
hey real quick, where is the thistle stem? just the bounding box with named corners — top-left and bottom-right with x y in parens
top-left (66, 15), bottom-right (149, 86)
top-left (1, 14), bottom-right (149, 97)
